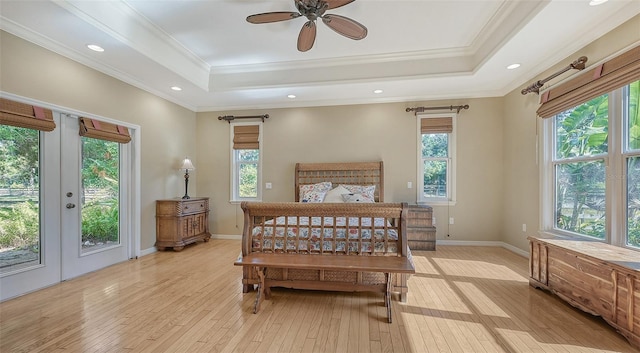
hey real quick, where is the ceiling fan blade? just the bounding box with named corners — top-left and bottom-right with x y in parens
top-left (297, 21), bottom-right (317, 52)
top-left (324, 0), bottom-right (356, 10)
top-left (321, 14), bottom-right (367, 40)
top-left (247, 12), bottom-right (301, 24)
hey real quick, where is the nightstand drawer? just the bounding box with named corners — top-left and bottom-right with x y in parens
top-left (181, 199), bottom-right (208, 215)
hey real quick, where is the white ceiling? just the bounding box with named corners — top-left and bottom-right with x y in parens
top-left (1, 0), bottom-right (639, 112)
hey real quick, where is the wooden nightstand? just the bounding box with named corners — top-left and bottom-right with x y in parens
top-left (155, 197), bottom-right (211, 251)
top-left (406, 204), bottom-right (436, 250)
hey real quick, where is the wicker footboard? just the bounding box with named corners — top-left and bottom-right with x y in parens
top-left (239, 202), bottom-right (411, 301)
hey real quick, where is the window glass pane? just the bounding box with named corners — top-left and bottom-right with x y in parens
top-left (0, 125), bottom-right (40, 273)
top-left (628, 156), bottom-right (640, 248)
top-left (555, 161), bottom-right (605, 239)
top-left (555, 94), bottom-right (608, 160)
top-left (81, 137), bottom-right (119, 253)
top-left (627, 80), bottom-right (640, 151)
top-left (238, 163), bottom-right (258, 198)
top-left (423, 160), bottom-right (447, 198)
top-left (239, 149), bottom-right (259, 162)
top-left (422, 134), bottom-right (448, 158)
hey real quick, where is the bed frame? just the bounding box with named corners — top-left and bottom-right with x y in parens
top-left (239, 161), bottom-right (412, 301)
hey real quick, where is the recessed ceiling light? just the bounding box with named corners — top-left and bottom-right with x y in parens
top-left (171, 86), bottom-right (182, 91)
top-left (87, 44), bottom-right (104, 52)
top-left (287, 94), bottom-right (296, 99)
top-left (589, 0), bottom-right (608, 6)
top-left (373, 89), bottom-right (383, 94)
top-left (507, 63), bottom-right (521, 70)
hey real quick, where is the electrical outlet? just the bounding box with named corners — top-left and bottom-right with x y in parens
top-left (407, 181), bottom-right (412, 189)
top-left (432, 217), bottom-right (436, 225)
top-left (449, 217), bottom-right (454, 225)
top-left (522, 223), bottom-right (527, 232)
top-left (265, 182), bottom-right (272, 189)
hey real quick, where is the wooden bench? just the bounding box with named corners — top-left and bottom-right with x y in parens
top-left (234, 253), bottom-right (415, 323)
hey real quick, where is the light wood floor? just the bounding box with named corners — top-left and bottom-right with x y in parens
top-left (1, 240), bottom-right (638, 353)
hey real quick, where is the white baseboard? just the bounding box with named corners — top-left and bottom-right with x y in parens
top-left (212, 234), bottom-right (242, 240)
top-left (140, 246), bottom-right (157, 257)
top-left (436, 239), bottom-right (529, 258)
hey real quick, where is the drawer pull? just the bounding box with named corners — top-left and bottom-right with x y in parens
top-left (184, 206), bottom-right (189, 210)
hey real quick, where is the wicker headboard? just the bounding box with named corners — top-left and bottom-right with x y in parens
top-left (294, 161), bottom-right (384, 202)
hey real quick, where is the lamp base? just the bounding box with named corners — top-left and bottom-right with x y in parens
top-left (182, 195), bottom-right (191, 200)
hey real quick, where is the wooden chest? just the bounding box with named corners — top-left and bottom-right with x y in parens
top-left (529, 236), bottom-right (640, 349)
top-left (155, 197), bottom-right (211, 251)
top-left (406, 204), bottom-right (436, 251)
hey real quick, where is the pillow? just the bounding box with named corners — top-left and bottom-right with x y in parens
top-left (300, 190), bottom-right (328, 203)
top-left (341, 193), bottom-right (375, 203)
top-left (340, 184), bottom-right (376, 202)
top-left (299, 182), bottom-right (332, 203)
top-left (322, 185), bottom-right (351, 203)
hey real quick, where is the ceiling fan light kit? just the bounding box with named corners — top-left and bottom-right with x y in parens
top-left (246, 0), bottom-right (367, 52)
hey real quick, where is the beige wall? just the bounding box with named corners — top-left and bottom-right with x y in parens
top-left (197, 97), bottom-right (505, 242)
top-left (1, 31), bottom-right (197, 250)
top-left (501, 14), bottom-right (640, 251)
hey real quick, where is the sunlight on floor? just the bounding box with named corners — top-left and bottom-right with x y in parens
top-left (454, 281), bottom-right (511, 318)
top-left (432, 258), bottom-right (528, 281)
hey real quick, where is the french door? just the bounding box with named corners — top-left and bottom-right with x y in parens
top-left (60, 114), bottom-right (130, 279)
top-left (0, 112), bottom-right (133, 300)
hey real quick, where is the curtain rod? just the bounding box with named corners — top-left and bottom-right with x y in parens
top-left (405, 105), bottom-right (469, 114)
top-left (521, 56), bottom-right (588, 95)
top-left (218, 114), bottom-right (269, 123)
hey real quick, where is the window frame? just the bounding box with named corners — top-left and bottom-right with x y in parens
top-left (416, 113), bottom-right (457, 206)
top-left (229, 121), bottom-right (262, 203)
top-left (540, 83), bottom-right (639, 250)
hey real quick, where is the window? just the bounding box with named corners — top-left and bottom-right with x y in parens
top-left (230, 122), bottom-right (262, 202)
top-left (542, 80), bottom-right (640, 248)
top-left (418, 114), bottom-right (456, 204)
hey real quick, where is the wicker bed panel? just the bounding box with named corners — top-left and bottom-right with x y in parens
top-left (295, 162), bottom-right (384, 202)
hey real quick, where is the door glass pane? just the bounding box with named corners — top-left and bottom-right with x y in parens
top-left (0, 126), bottom-right (40, 273)
top-left (81, 137), bottom-right (119, 254)
top-left (555, 161), bottom-right (606, 239)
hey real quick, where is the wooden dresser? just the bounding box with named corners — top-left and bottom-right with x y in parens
top-left (529, 236), bottom-right (640, 349)
top-left (406, 204), bottom-right (436, 251)
top-left (155, 197), bottom-right (211, 251)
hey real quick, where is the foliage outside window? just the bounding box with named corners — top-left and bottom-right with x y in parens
top-left (418, 114), bottom-right (455, 204)
top-left (546, 80), bottom-right (640, 248)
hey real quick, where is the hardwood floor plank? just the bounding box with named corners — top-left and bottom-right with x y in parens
top-left (1, 241), bottom-right (639, 353)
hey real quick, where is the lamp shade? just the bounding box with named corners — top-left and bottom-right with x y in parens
top-left (181, 157), bottom-right (195, 171)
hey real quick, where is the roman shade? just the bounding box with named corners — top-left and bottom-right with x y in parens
top-left (537, 45), bottom-right (640, 118)
top-left (233, 125), bottom-right (259, 149)
top-left (0, 98), bottom-right (55, 132)
top-left (420, 116), bottom-right (453, 134)
top-left (79, 117), bottom-right (131, 144)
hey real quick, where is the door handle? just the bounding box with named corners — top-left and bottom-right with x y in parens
top-left (66, 203), bottom-right (76, 209)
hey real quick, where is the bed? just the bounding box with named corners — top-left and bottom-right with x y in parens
top-left (239, 161), bottom-right (412, 301)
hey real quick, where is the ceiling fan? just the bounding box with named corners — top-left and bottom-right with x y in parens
top-left (246, 0), bottom-right (368, 52)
